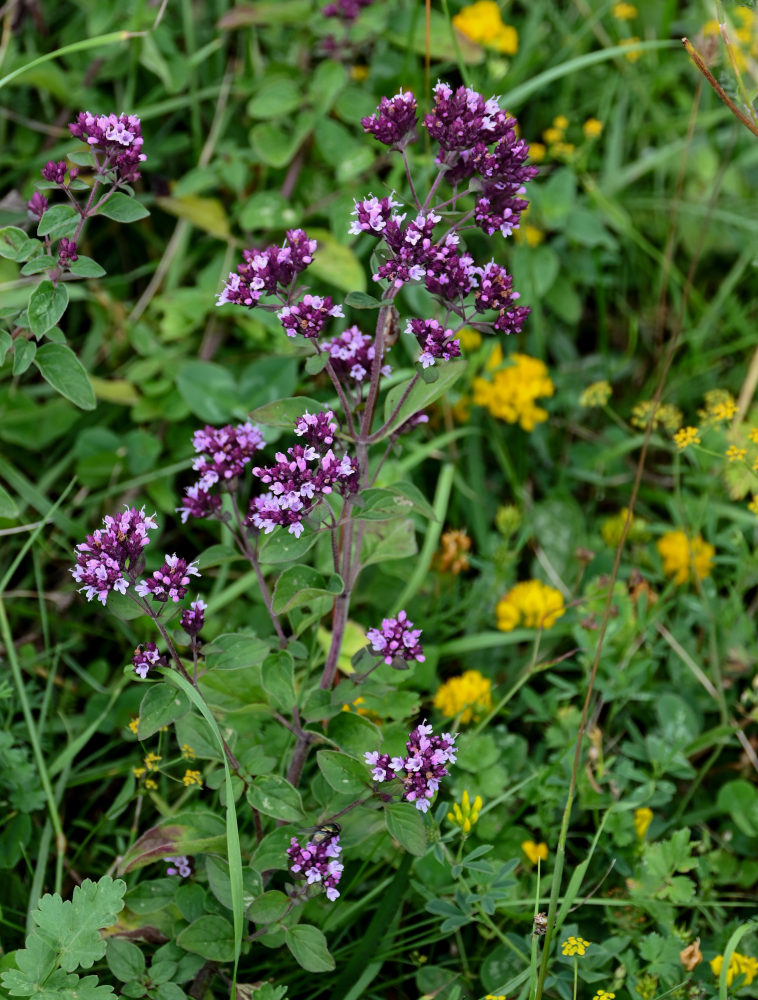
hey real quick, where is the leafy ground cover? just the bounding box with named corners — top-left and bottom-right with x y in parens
top-left (0, 1), bottom-right (757, 998)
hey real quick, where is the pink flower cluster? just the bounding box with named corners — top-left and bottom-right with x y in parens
top-left (287, 833), bottom-right (343, 901)
top-left (71, 506), bottom-right (157, 605)
top-left (365, 722), bottom-right (457, 813)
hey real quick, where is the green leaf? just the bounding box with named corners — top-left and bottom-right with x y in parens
top-left (155, 196), bottom-right (230, 240)
top-left (34, 343), bottom-right (96, 410)
top-left (248, 890), bottom-right (289, 925)
top-left (31, 877), bottom-right (126, 972)
top-left (12, 339), bottom-right (36, 376)
top-left (380, 359), bottom-right (467, 440)
top-left (308, 228), bottom-right (365, 293)
top-left (248, 395), bottom-right (323, 429)
top-left (0, 483), bottom-right (18, 519)
top-left (176, 916), bottom-right (235, 963)
top-left (716, 779), bottom-right (758, 838)
top-left (0, 226), bottom-right (40, 261)
top-left (317, 750), bottom-right (369, 796)
top-left (37, 205), bottom-right (78, 240)
top-left (305, 352), bottom-right (328, 375)
top-left (175, 361), bottom-right (238, 423)
top-left (247, 775), bottom-right (305, 823)
top-left (68, 255), bottom-right (106, 278)
top-left (354, 482), bottom-right (437, 522)
top-left (239, 191), bottom-right (299, 231)
top-left (96, 193), bottom-right (149, 222)
top-left (118, 811), bottom-right (226, 874)
top-left (248, 74), bottom-right (304, 119)
top-left (204, 856), bottom-right (261, 912)
top-left (106, 940), bottom-right (146, 983)
top-left (261, 651), bottom-right (297, 710)
top-left (258, 528), bottom-right (318, 564)
top-left (285, 924), bottom-right (335, 973)
top-left (272, 565), bottom-right (342, 615)
top-left (385, 802), bottom-right (426, 856)
top-left (360, 518), bottom-right (417, 568)
top-left (344, 290), bottom-right (382, 310)
top-left (205, 633), bottom-right (270, 671)
top-left (219, 0), bottom-right (311, 26)
top-left (0, 330), bottom-right (12, 364)
top-left (308, 60), bottom-right (347, 113)
top-left (137, 683), bottom-right (191, 738)
top-left (28, 281), bottom-right (69, 336)
top-left (250, 122), bottom-right (303, 169)
top-left (20, 254), bottom-right (57, 275)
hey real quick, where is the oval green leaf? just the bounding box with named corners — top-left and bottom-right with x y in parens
top-left (34, 342), bottom-right (96, 410)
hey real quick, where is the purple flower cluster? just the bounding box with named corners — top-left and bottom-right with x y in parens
top-left (323, 325), bottom-right (391, 385)
top-left (247, 409), bottom-right (357, 538)
top-left (57, 238), bottom-right (78, 266)
top-left (71, 506), bottom-right (158, 605)
top-left (27, 191), bottom-right (48, 219)
top-left (287, 833), bottom-right (343, 901)
top-left (69, 112), bottom-right (146, 183)
top-left (365, 722), bottom-right (457, 813)
top-left (41, 160), bottom-right (68, 184)
top-left (166, 856), bottom-right (191, 877)
top-left (132, 642), bottom-right (166, 679)
top-left (180, 598), bottom-right (207, 637)
top-left (367, 609), bottom-right (425, 664)
top-left (474, 261), bottom-right (530, 335)
top-left (278, 294), bottom-right (344, 341)
top-left (178, 421), bottom-right (265, 524)
top-left (349, 193), bottom-right (402, 236)
top-left (136, 554), bottom-right (200, 604)
top-left (361, 90), bottom-right (418, 149)
top-left (217, 230), bottom-right (317, 308)
top-left (405, 318), bottom-right (461, 369)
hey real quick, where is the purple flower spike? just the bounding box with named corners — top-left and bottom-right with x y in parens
top-left (180, 598), bottom-right (207, 637)
top-left (27, 191), bottom-right (48, 219)
top-left (294, 409), bottom-right (338, 448)
top-left (177, 483), bottom-right (223, 524)
top-left (323, 325), bottom-right (391, 384)
top-left (365, 721), bottom-right (457, 813)
top-left (349, 193), bottom-right (403, 236)
top-left (367, 609), bottom-right (425, 665)
top-left (166, 855), bottom-right (191, 877)
top-left (405, 318), bottom-right (461, 369)
top-left (217, 229), bottom-right (317, 308)
top-left (287, 832), bottom-right (343, 901)
top-left (474, 261), bottom-right (531, 335)
top-left (136, 554), bottom-right (200, 604)
top-left (424, 237), bottom-right (476, 302)
top-left (423, 82), bottom-right (512, 153)
top-left (57, 238), bottom-right (78, 266)
top-left (69, 112), bottom-right (146, 182)
top-left (191, 422), bottom-right (265, 490)
top-left (277, 294), bottom-right (344, 341)
top-left (41, 160), bottom-right (67, 184)
top-left (361, 90), bottom-right (418, 149)
top-left (132, 642), bottom-right (165, 679)
top-left (71, 506), bottom-right (158, 605)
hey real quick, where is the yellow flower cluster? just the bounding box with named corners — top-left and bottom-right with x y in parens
top-left (704, 7), bottom-right (758, 72)
top-left (593, 992), bottom-right (616, 1000)
top-left (612, 2), bottom-right (637, 18)
top-left (513, 204), bottom-right (545, 247)
top-left (128, 717), bottom-right (139, 735)
top-left (562, 936), bottom-right (590, 957)
top-left (144, 752), bottom-right (162, 771)
top-left (434, 669), bottom-right (492, 723)
top-left (452, 1), bottom-right (518, 55)
top-left (447, 790), bottom-right (483, 834)
top-left (633, 806), bottom-right (653, 839)
top-left (541, 115), bottom-right (577, 159)
top-left (181, 743), bottom-right (196, 760)
top-left (435, 529), bottom-right (472, 575)
top-left (698, 389), bottom-right (737, 425)
top-left (656, 530), bottom-right (714, 584)
top-left (457, 326), bottom-right (483, 351)
top-left (496, 580), bottom-right (565, 632)
top-left (674, 426), bottom-right (700, 450)
top-left (710, 952), bottom-right (758, 987)
top-left (182, 769), bottom-right (203, 787)
top-left (473, 350), bottom-right (554, 431)
top-left (726, 445), bottom-right (747, 462)
top-left (601, 508), bottom-right (634, 548)
top-left (630, 400), bottom-right (683, 433)
top-left (521, 839), bottom-right (548, 864)
top-left (580, 380), bottom-right (612, 408)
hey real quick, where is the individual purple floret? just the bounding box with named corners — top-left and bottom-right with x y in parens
top-left (71, 506), bottom-right (158, 605)
top-left (180, 598), bottom-right (207, 637)
top-left (166, 855), bottom-right (191, 877)
top-left (348, 193), bottom-right (403, 236)
top-left (287, 833), bottom-right (343, 901)
top-left (41, 160), bottom-right (67, 184)
top-left (423, 81), bottom-right (512, 153)
top-left (132, 642), bottom-right (165, 679)
top-left (365, 721), bottom-right (457, 813)
top-left (361, 89), bottom-right (418, 149)
top-left (278, 294), bottom-right (344, 340)
top-left (293, 409), bottom-right (338, 448)
top-left (367, 609), bottom-right (425, 664)
top-left (323, 326), bottom-right (391, 384)
top-left (217, 229), bottom-right (317, 307)
top-left (27, 191), bottom-right (48, 219)
top-left (69, 112), bottom-right (146, 183)
top-left (405, 318), bottom-right (461, 369)
top-left (474, 261), bottom-right (531, 335)
top-left (136, 554), bottom-right (200, 604)
top-left (177, 483), bottom-right (223, 524)
top-left (191, 422), bottom-right (265, 490)
top-left (57, 238), bottom-right (78, 266)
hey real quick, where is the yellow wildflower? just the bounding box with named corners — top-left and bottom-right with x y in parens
top-left (341, 696), bottom-right (380, 719)
top-left (633, 806), bottom-right (653, 839)
top-left (674, 426), bottom-right (700, 450)
top-left (583, 118), bottom-right (603, 138)
top-left (553, 115), bottom-right (569, 130)
top-left (434, 669), bottom-right (492, 723)
top-left (128, 717), bottom-right (139, 735)
top-left (601, 508), bottom-right (634, 548)
top-left (452, 1), bottom-right (518, 55)
top-left (699, 389), bottom-right (737, 424)
top-left (710, 952), bottom-right (758, 987)
top-left (435, 529), bottom-right (472, 575)
top-left (521, 840), bottom-right (548, 864)
top-left (350, 65), bottom-right (369, 82)
top-left (656, 530), bottom-right (714, 585)
top-left (580, 380), bottom-right (612, 408)
top-left (631, 400), bottom-right (682, 433)
top-left (447, 790), bottom-right (483, 834)
top-left (593, 992), bottom-right (616, 1000)
top-left (528, 142), bottom-right (546, 162)
top-left (703, 19), bottom-right (720, 38)
top-left (550, 141), bottom-right (575, 158)
top-left (457, 326), bottom-right (483, 351)
top-left (473, 353), bottom-right (554, 431)
top-left (726, 445), bottom-right (747, 462)
top-left (181, 743), bottom-right (196, 760)
top-left (516, 223), bottom-right (545, 247)
top-left (612, 2), bottom-right (637, 19)
top-left (132, 766), bottom-right (146, 779)
top-left (144, 778), bottom-right (158, 791)
top-left (144, 752), bottom-right (162, 771)
top-left (542, 126), bottom-right (564, 145)
top-left (562, 936), bottom-right (590, 957)
top-left (748, 427), bottom-right (758, 443)
top-left (621, 36), bottom-right (642, 60)
top-left (182, 769), bottom-right (203, 787)
top-left (749, 495), bottom-right (758, 516)
top-left (496, 580), bottom-right (565, 632)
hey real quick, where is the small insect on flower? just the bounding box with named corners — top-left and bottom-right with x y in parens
top-left (309, 822), bottom-right (342, 845)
